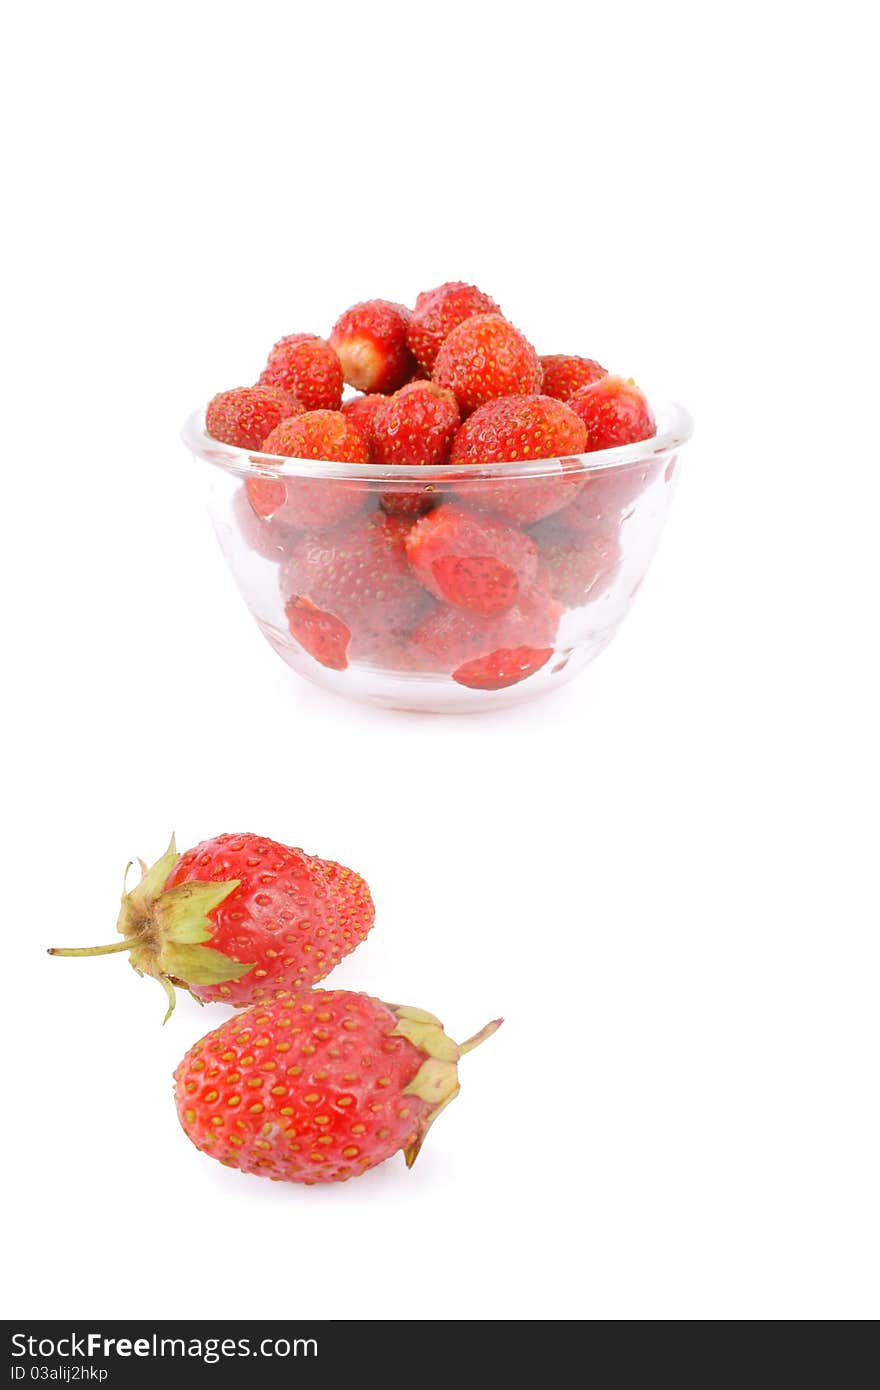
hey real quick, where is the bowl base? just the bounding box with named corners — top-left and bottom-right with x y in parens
top-left (259, 620), bottom-right (618, 714)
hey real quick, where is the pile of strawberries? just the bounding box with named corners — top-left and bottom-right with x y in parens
top-left (205, 282), bottom-right (660, 690)
top-left (51, 831), bottom-right (500, 1186)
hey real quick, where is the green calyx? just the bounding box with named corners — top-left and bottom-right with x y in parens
top-left (389, 1006), bottom-right (502, 1167)
top-left (47, 836), bottom-right (254, 1022)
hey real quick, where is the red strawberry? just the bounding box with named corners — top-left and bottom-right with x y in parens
top-left (372, 381), bottom-right (460, 468)
top-left (315, 858), bottom-right (375, 942)
top-left (260, 410), bottom-right (369, 465)
top-left (286, 596), bottom-right (351, 670)
top-left (231, 484), bottom-right (296, 562)
top-left (329, 300), bottom-right (415, 394)
top-left (449, 394), bottom-right (587, 524)
top-left (539, 355), bottom-right (608, 402)
top-left (48, 834), bottom-right (375, 1017)
top-left (410, 580), bottom-right (562, 671)
top-left (433, 314), bottom-right (542, 415)
top-left (252, 411), bottom-right (369, 531)
top-left (407, 281), bottom-right (501, 372)
top-left (340, 392), bottom-right (388, 445)
top-left (174, 991), bottom-right (501, 1183)
top-left (540, 379), bottom-right (659, 531)
top-left (555, 458), bottom-right (663, 533)
top-left (453, 646), bottom-right (554, 690)
top-left (405, 503), bottom-right (538, 615)
top-left (372, 380), bottom-right (460, 517)
top-left (206, 385), bottom-right (301, 450)
top-left (281, 511), bottom-right (430, 660)
top-left (165, 836), bottom-right (374, 1005)
top-left (532, 519), bottom-right (622, 607)
top-left (568, 375), bottom-right (656, 451)
top-left (259, 334), bottom-right (344, 411)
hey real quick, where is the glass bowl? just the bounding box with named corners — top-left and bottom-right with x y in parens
top-left (182, 401), bottom-right (692, 713)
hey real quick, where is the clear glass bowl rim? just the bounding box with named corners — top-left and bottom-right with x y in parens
top-left (182, 399), bottom-right (692, 484)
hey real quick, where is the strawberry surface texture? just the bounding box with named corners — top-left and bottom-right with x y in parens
top-left (206, 385), bottom-right (301, 450)
top-left (433, 313), bottom-right (542, 415)
top-left (539, 355), bottom-right (608, 402)
top-left (449, 394), bottom-right (588, 524)
top-left (259, 334), bottom-right (344, 411)
top-left (174, 991), bottom-right (501, 1183)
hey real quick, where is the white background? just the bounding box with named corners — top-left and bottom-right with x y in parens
top-left (3, 0), bottom-right (878, 1321)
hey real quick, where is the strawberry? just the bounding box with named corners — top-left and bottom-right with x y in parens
top-left (537, 379), bottom-right (658, 531)
top-left (453, 646), bottom-right (554, 690)
top-left (246, 472), bottom-right (362, 534)
top-left (259, 334), bottom-right (344, 411)
top-left (539, 355), bottom-right (607, 402)
top-left (448, 394), bottom-right (587, 524)
top-left (252, 411), bottom-right (369, 531)
top-left (432, 314), bottom-right (542, 415)
top-left (48, 834), bottom-right (375, 1017)
top-left (329, 300), bottom-right (415, 394)
top-left (532, 518), bottom-right (622, 607)
top-left (174, 990), bottom-right (501, 1183)
top-left (260, 410), bottom-right (370, 466)
top-left (568, 374), bottom-right (656, 451)
top-left (371, 380), bottom-right (460, 517)
top-left (340, 392), bottom-right (388, 445)
top-left (372, 381), bottom-right (460, 468)
top-left (405, 503), bottom-right (538, 615)
top-left (285, 596), bottom-right (352, 670)
top-left (410, 580), bottom-right (562, 671)
top-left (316, 858), bottom-right (375, 941)
top-left (554, 458), bottom-right (664, 533)
top-left (206, 385), bottom-right (301, 450)
top-left (281, 512), bottom-right (429, 660)
top-left (231, 484), bottom-right (296, 562)
top-left (407, 281), bottom-right (501, 372)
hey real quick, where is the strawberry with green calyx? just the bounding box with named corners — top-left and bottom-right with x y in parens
top-left (48, 833), bottom-right (375, 1019)
top-left (48, 838), bottom-right (246, 1021)
top-left (174, 990), bottom-right (502, 1183)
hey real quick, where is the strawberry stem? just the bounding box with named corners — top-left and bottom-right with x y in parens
top-left (459, 1018), bottom-right (503, 1054)
top-left (47, 939), bottom-right (140, 957)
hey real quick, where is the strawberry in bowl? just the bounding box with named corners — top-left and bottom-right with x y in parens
top-left (184, 283), bottom-right (691, 711)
